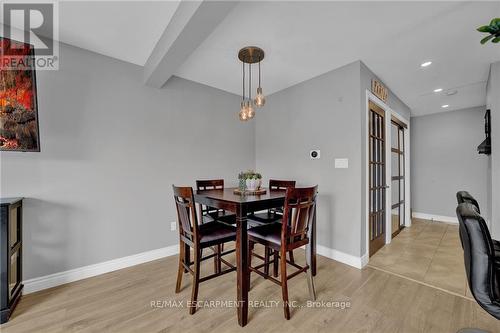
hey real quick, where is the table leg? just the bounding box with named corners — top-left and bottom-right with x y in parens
top-left (311, 204), bottom-right (317, 276)
top-left (236, 205), bottom-right (248, 327)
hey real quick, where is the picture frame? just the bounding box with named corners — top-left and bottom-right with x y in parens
top-left (0, 37), bottom-right (40, 152)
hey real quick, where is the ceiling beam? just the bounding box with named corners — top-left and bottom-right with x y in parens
top-left (143, 0), bottom-right (237, 88)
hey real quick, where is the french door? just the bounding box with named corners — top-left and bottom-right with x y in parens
top-left (369, 101), bottom-right (386, 257)
top-left (391, 118), bottom-right (407, 237)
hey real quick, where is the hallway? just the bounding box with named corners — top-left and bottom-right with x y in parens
top-left (368, 219), bottom-right (470, 298)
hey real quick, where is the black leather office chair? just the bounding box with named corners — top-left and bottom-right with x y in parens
top-left (456, 191), bottom-right (500, 254)
top-left (457, 190), bottom-right (481, 213)
top-left (456, 203), bottom-right (500, 332)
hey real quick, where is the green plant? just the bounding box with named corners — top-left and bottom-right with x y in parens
top-left (238, 170), bottom-right (262, 180)
top-left (477, 18), bottom-right (500, 44)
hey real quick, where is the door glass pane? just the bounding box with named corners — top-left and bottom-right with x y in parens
top-left (400, 204), bottom-right (405, 228)
top-left (400, 153), bottom-right (404, 177)
top-left (391, 123), bottom-right (398, 148)
top-left (392, 153), bottom-right (398, 177)
top-left (399, 128), bottom-right (404, 150)
top-left (392, 180), bottom-right (399, 205)
top-left (400, 179), bottom-right (405, 203)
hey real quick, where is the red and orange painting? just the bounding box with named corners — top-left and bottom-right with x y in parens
top-left (0, 37), bottom-right (40, 151)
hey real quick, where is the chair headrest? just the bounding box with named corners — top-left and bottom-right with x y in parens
top-left (456, 191), bottom-right (480, 214)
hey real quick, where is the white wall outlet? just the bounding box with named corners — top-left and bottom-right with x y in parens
top-left (170, 222), bottom-right (177, 231)
top-left (310, 150), bottom-right (320, 159)
top-left (335, 158), bottom-right (349, 169)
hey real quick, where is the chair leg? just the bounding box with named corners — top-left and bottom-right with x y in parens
top-left (273, 250), bottom-right (279, 277)
top-left (176, 240), bottom-right (185, 293)
top-left (189, 247), bottom-right (201, 315)
top-left (213, 245), bottom-right (221, 274)
top-left (305, 242), bottom-right (316, 301)
top-left (248, 241), bottom-right (254, 289)
top-left (264, 247), bottom-right (270, 277)
top-left (280, 249), bottom-right (290, 320)
top-left (249, 241), bottom-right (256, 267)
top-left (288, 250), bottom-right (295, 264)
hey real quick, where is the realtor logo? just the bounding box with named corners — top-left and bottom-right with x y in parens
top-left (1, 1), bottom-right (59, 69)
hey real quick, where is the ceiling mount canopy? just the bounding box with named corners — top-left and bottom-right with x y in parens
top-left (238, 46), bottom-right (266, 121)
top-left (238, 46), bottom-right (265, 63)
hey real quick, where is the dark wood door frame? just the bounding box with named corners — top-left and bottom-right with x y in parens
top-left (391, 118), bottom-right (407, 238)
top-left (368, 100), bottom-right (386, 257)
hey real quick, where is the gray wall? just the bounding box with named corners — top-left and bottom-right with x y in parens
top-left (359, 62), bottom-right (411, 255)
top-left (255, 60), bottom-right (411, 258)
top-left (410, 106), bottom-right (488, 218)
top-left (0, 43), bottom-right (255, 280)
top-left (255, 61), bottom-right (362, 257)
top-left (486, 62), bottom-right (500, 238)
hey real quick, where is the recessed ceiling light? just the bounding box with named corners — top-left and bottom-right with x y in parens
top-left (446, 90), bottom-right (458, 96)
top-left (420, 61), bottom-right (432, 67)
top-left (442, 104), bottom-right (449, 108)
top-left (433, 88), bottom-right (443, 93)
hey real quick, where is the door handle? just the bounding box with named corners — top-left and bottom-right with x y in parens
top-left (383, 185), bottom-right (390, 189)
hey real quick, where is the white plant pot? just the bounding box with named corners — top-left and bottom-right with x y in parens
top-left (246, 179), bottom-right (258, 191)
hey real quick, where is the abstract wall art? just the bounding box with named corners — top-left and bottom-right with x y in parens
top-left (0, 37), bottom-right (40, 152)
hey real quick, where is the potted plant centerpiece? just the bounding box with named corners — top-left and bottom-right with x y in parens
top-left (238, 170), bottom-right (262, 192)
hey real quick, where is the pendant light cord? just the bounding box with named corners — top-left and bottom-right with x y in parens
top-left (249, 63), bottom-right (251, 100)
top-left (258, 60), bottom-right (261, 88)
top-left (242, 61), bottom-right (245, 101)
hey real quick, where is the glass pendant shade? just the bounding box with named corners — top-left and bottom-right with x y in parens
top-left (246, 100), bottom-right (255, 119)
top-left (254, 87), bottom-right (266, 107)
top-left (239, 101), bottom-right (249, 121)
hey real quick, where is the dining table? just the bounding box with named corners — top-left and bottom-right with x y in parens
top-left (194, 187), bottom-right (317, 327)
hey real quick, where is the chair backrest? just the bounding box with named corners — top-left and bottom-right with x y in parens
top-left (196, 179), bottom-right (224, 218)
top-left (456, 202), bottom-right (500, 319)
top-left (196, 179), bottom-right (224, 191)
top-left (456, 190), bottom-right (480, 214)
top-left (269, 179), bottom-right (296, 191)
top-left (281, 186), bottom-right (318, 247)
top-left (173, 185), bottom-right (199, 244)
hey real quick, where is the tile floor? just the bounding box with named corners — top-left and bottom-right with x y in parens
top-left (368, 218), bottom-right (471, 298)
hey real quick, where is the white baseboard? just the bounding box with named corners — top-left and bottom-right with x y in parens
top-left (412, 212), bottom-right (458, 224)
top-left (316, 245), bottom-right (365, 269)
top-left (24, 243), bottom-right (366, 294)
top-left (23, 245), bottom-right (179, 294)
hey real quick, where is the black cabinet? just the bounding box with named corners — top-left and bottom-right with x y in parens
top-left (1, 198), bottom-right (23, 324)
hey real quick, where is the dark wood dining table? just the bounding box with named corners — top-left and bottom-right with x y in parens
top-left (194, 187), bottom-right (317, 327)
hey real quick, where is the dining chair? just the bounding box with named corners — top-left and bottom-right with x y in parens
top-left (248, 179), bottom-right (296, 276)
top-left (248, 186), bottom-right (318, 320)
top-left (173, 185), bottom-right (236, 315)
top-left (249, 179), bottom-right (296, 222)
top-left (196, 179), bottom-right (236, 225)
top-left (196, 179), bottom-right (237, 273)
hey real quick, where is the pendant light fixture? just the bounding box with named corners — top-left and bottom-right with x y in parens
top-left (254, 59), bottom-right (266, 107)
top-left (239, 61), bottom-right (249, 121)
top-left (238, 46), bottom-right (265, 121)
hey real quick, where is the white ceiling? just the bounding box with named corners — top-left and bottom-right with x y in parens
top-left (3, 1), bottom-right (500, 116)
top-left (176, 1), bottom-right (500, 116)
top-left (2, 1), bottom-right (180, 66)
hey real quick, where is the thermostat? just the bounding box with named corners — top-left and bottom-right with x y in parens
top-left (310, 150), bottom-right (320, 159)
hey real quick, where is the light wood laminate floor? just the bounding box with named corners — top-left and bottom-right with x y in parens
top-left (2, 243), bottom-right (498, 333)
top-left (369, 218), bottom-right (472, 298)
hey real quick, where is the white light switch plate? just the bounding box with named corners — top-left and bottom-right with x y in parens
top-left (335, 158), bottom-right (349, 169)
top-left (170, 222), bottom-right (177, 231)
